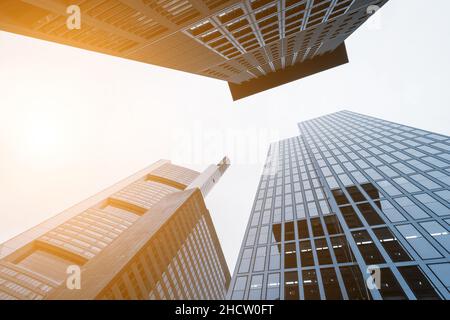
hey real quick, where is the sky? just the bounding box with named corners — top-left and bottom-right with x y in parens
top-left (0, 0), bottom-right (450, 272)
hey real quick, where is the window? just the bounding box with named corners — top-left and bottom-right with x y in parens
top-left (435, 190), bottom-right (450, 204)
top-left (332, 189), bottom-right (349, 205)
top-left (420, 221), bottom-right (450, 252)
top-left (395, 197), bottom-right (430, 220)
top-left (346, 186), bottom-right (366, 202)
top-left (246, 227), bottom-right (257, 246)
top-left (377, 180), bottom-right (402, 197)
top-left (352, 230), bottom-right (385, 264)
top-left (410, 174), bottom-right (441, 190)
top-left (253, 247), bottom-right (266, 272)
top-left (315, 239), bottom-right (332, 265)
top-left (393, 177), bottom-right (420, 193)
top-left (340, 266), bottom-right (371, 300)
top-left (271, 224), bottom-right (281, 243)
top-left (231, 276), bottom-right (247, 299)
top-left (398, 266), bottom-right (441, 300)
top-left (428, 263), bottom-right (450, 292)
top-left (324, 215), bottom-right (343, 235)
top-left (248, 274), bottom-right (263, 299)
top-left (379, 268), bottom-right (408, 300)
top-left (357, 203), bottom-right (384, 226)
top-left (284, 272), bottom-right (299, 300)
top-left (340, 206), bottom-right (363, 228)
top-left (307, 202), bottom-right (318, 217)
top-left (299, 240), bottom-right (314, 267)
top-left (321, 268), bottom-right (343, 300)
top-left (284, 243), bottom-right (297, 269)
top-left (378, 200), bottom-right (406, 222)
top-left (269, 245), bottom-right (281, 270)
top-left (373, 227), bottom-right (411, 262)
top-left (361, 183), bottom-right (380, 200)
top-left (310, 218), bottom-right (324, 237)
top-left (266, 273), bottom-right (280, 300)
top-left (285, 222), bottom-right (295, 241)
top-left (302, 270), bottom-right (320, 300)
top-left (396, 224), bottom-right (443, 259)
top-left (297, 219), bottom-right (309, 239)
top-left (258, 226), bottom-right (269, 244)
top-left (414, 194), bottom-right (450, 217)
top-left (330, 236), bottom-right (355, 263)
top-left (238, 248), bottom-right (252, 273)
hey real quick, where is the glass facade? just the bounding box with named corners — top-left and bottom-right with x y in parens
top-left (228, 110), bottom-right (450, 300)
top-left (0, 160), bottom-right (230, 300)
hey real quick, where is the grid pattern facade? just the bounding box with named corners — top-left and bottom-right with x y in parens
top-left (229, 110), bottom-right (450, 300)
top-left (0, 161), bottom-right (230, 300)
top-left (99, 193), bottom-right (229, 300)
top-left (0, 0), bottom-right (388, 84)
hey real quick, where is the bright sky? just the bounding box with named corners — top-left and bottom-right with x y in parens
top-left (0, 0), bottom-right (450, 272)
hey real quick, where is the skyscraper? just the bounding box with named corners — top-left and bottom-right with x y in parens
top-left (228, 111), bottom-right (450, 300)
top-left (0, 158), bottom-right (231, 300)
top-left (0, 0), bottom-right (389, 100)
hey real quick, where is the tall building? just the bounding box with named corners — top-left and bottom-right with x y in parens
top-left (228, 111), bottom-right (450, 300)
top-left (0, 0), bottom-right (389, 100)
top-left (0, 158), bottom-right (230, 300)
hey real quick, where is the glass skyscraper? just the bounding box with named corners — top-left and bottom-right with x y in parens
top-left (0, 158), bottom-right (230, 300)
top-left (228, 110), bottom-right (450, 300)
top-left (0, 0), bottom-right (389, 100)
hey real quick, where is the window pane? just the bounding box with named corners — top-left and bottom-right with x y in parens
top-left (284, 222), bottom-right (295, 241)
top-left (253, 247), bottom-right (267, 272)
top-left (379, 200), bottom-right (406, 222)
top-left (321, 268), bottom-right (343, 300)
top-left (302, 270), bottom-right (320, 300)
top-left (357, 203), bottom-right (384, 226)
top-left (428, 263), bottom-right (450, 292)
top-left (248, 274), bottom-right (263, 299)
top-left (420, 221), bottom-right (450, 252)
top-left (269, 245), bottom-right (281, 270)
top-left (361, 183), bottom-right (381, 200)
top-left (284, 243), bottom-right (297, 269)
top-left (271, 224), bottom-right (281, 243)
top-left (231, 276), bottom-right (247, 299)
top-left (373, 227), bottom-right (411, 262)
top-left (324, 215), bottom-right (343, 235)
top-left (238, 248), bottom-right (253, 273)
top-left (340, 266), bottom-right (371, 300)
top-left (396, 224), bottom-right (443, 259)
top-left (398, 266), bottom-right (441, 300)
top-left (346, 186), bottom-right (366, 202)
top-left (352, 230), bottom-right (385, 264)
top-left (284, 271), bottom-right (299, 300)
top-left (297, 219), bottom-right (309, 239)
top-left (258, 226), bottom-right (269, 244)
top-left (299, 240), bottom-right (314, 267)
top-left (395, 197), bottom-right (429, 220)
top-left (315, 238), bottom-right (332, 265)
top-left (331, 236), bottom-right (355, 263)
top-left (340, 205), bottom-right (363, 228)
top-left (379, 268), bottom-right (407, 300)
top-left (266, 273), bottom-right (280, 300)
top-left (332, 189), bottom-right (349, 205)
top-left (310, 217), bottom-right (324, 237)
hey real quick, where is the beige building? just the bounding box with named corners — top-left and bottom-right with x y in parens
top-left (0, 0), bottom-right (389, 99)
top-left (0, 158), bottom-right (231, 300)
